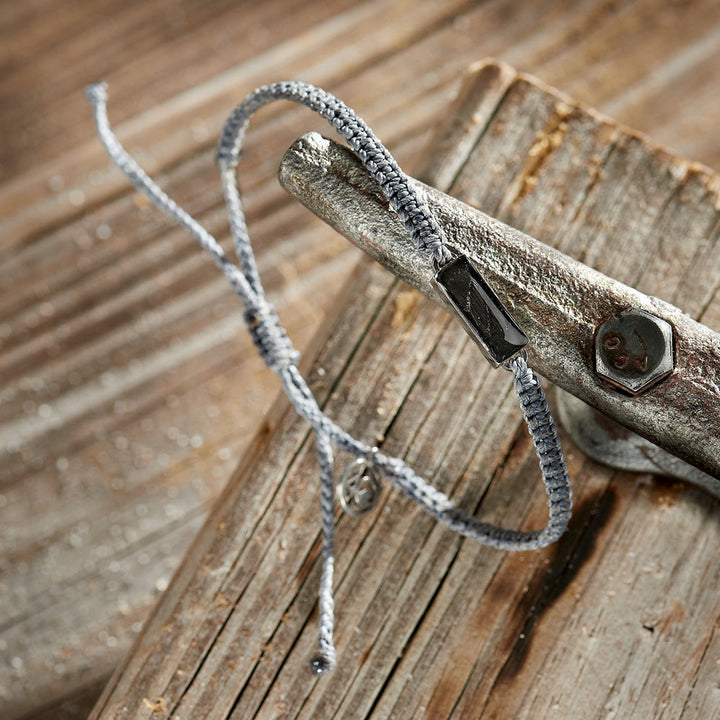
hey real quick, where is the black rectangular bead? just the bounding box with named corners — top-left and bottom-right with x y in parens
top-left (434, 255), bottom-right (528, 366)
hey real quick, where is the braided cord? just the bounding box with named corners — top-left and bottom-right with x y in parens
top-left (86, 81), bottom-right (572, 675)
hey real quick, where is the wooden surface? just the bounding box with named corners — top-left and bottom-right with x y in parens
top-left (80, 60), bottom-right (720, 720)
top-left (3, 1), bottom-right (720, 719)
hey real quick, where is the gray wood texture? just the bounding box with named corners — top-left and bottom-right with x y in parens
top-left (4, 1), bottom-right (720, 718)
top-left (87, 61), bottom-right (720, 720)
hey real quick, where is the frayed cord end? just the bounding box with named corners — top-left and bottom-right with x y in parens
top-left (85, 82), bottom-right (108, 107)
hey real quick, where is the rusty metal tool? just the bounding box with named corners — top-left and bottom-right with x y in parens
top-left (278, 132), bottom-right (720, 487)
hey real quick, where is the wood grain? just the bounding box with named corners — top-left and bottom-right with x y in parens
top-left (85, 61), bottom-right (720, 720)
top-left (3, 1), bottom-right (720, 718)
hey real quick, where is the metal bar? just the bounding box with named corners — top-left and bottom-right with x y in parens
top-left (278, 133), bottom-right (720, 479)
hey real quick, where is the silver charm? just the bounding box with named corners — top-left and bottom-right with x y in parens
top-left (337, 452), bottom-right (382, 517)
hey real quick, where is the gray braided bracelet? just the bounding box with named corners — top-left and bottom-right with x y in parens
top-left (86, 80), bottom-right (572, 676)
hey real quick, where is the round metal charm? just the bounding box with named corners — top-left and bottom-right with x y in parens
top-left (337, 457), bottom-right (382, 517)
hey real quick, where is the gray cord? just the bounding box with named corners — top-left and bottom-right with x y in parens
top-left (86, 81), bottom-right (572, 675)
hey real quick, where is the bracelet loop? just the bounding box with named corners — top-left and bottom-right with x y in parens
top-left (86, 81), bottom-right (572, 676)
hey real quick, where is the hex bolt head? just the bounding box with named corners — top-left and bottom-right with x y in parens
top-left (595, 308), bottom-right (674, 395)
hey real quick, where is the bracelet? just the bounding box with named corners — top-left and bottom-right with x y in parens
top-left (86, 80), bottom-right (572, 676)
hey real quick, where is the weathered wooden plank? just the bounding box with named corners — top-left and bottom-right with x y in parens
top-left (7, 0), bottom-right (720, 250)
top-left (0, 0), bottom-right (476, 247)
top-left (1, 2), bottom-right (485, 714)
top-left (85, 61), bottom-right (720, 720)
top-left (381, 65), bottom-right (720, 720)
top-left (5, 2), bottom-right (720, 718)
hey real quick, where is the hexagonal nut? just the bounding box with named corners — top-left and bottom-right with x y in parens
top-left (595, 308), bottom-right (674, 395)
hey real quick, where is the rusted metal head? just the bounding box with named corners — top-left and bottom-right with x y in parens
top-left (595, 308), bottom-right (674, 395)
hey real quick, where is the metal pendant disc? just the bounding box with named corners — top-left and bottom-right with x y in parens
top-left (337, 458), bottom-right (382, 517)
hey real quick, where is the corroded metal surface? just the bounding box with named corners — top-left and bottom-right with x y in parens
top-left (555, 389), bottom-right (720, 494)
top-left (594, 308), bottom-right (674, 396)
top-left (279, 132), bottom-right (720, 479)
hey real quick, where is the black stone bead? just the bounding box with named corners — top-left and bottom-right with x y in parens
top-left (309, 652), bottom-right (333, 675)
top-left (435, 255), bottom-right (528, 366)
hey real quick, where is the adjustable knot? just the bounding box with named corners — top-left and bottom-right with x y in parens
top-left (244, 302), bottom-right (300, 372)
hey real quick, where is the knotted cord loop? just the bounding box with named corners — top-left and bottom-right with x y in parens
top-left (86, 81), bottom-right (572, 676)
top-left (244, 302), bottom-right (300, 372)
top-left (215, 82), bottom-right (453, 269)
